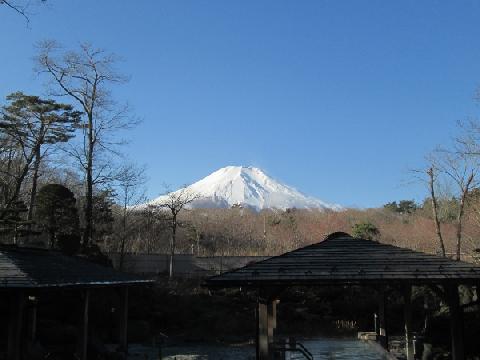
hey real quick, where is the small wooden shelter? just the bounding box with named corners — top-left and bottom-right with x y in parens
top-left (206, 232), bottom-right (480, 360)
top-left (0, 245), bottom-right (153, 360)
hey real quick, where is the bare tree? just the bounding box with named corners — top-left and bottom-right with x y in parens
top-left (36, 40), bottom-right (137, 248)
top-left (154, 185), bottom-right (199, 277)
top-left (411, 162), bottom-right (449, 257)
top-left (426, 166), bottom-right (446, 257)
top-left (0, 134), bottom-right (22, 207)
top-left (113, 162), bottom-right (147, 270)
top-left (1, 0), bottom-right (46, 23)
top-left (431, 149), bottom-right (478, 260)
top-left (142, 204), bottom-right (170, 254)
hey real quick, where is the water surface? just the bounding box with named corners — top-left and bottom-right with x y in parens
top-left (302, 338), bottom-right (388, 359)
top-left (128, 337), bottom-right (388, 359)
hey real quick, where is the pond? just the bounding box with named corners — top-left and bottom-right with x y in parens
top-left (127, 337), bottom-right (389, 359)
top-left (301, 338), bottom-right (389, 359)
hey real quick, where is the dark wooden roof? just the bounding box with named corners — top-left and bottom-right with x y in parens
top-left (206, 232), bottom-right (480, 287)
top-left (0, 245), bottom-right (153, 289)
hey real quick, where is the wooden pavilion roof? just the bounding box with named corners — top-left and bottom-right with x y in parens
top-left (0, 245), bottom-right (153, 289)
top-left (206, 232), bottom-right (480, 287)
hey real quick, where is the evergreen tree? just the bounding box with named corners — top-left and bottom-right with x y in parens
top-left (384, 200), bottom-right (417, 214)
top-left (383, 201), bottom-right (398, 212)
top-left (0, 200), bottom-right (30, 244)
top-left (398, 200), bottom-right (417, 214)
top-left (35, 184), bottom-right (79, 249)
top-left (0, 92), bottom-right (81, 219)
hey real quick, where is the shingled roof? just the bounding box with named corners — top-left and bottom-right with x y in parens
top-left (0, 245), bottom-right (153, 289)
top-left (206, 232), bottom-right (480, 287)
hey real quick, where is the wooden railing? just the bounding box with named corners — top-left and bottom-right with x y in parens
top-left (273, 338), bottom-right (314, 360)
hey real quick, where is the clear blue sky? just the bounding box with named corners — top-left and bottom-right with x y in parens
top-left (2, 0), bottom-right (480, 208)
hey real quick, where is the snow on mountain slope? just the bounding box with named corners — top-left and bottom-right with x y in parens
top-left (146, 166), bottom-right (342, 211)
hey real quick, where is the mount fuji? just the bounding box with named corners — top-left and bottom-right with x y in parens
top-left (146, 166), bottom-right (342, 211)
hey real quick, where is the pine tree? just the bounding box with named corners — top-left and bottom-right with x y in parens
top-left (0, 92), bottom-right (81, 219)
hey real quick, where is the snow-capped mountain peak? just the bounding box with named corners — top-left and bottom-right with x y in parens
top-left (147, 166), bottom-right (342, 211)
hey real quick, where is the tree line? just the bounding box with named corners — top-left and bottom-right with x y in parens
top-left (0, 41), bottom-right (146, 261)
top-left (0, 39), bottom-right (200, 277)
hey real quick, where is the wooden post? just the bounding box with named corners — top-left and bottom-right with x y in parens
top-left (377, 288), bottom-right (388, 350)
top-left (28, 296), bottom-right (38, 342)
top-left (273, 300), bottom-right (278, 331)
top-left (256, 301), bottom-right (269, 360)
top-left (446, 283), bottom-right (465, 360)
top-left (118, 287), bottom-right (129, 353)
top-left (267, 300), bottom-right (275, 343)
top-left (7, 292), bottom-right (25, 360)
top-left (80, 290), bottom-right (90, 360)
top-left (404, 284), bottom-right (414, 360)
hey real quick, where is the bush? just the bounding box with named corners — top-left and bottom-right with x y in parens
top-left (352, 222), bottom-right (380, 240)
top-left (56, 233), bottom-right (81, 255)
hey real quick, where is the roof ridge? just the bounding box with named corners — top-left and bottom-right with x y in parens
top-left (206, 231), bottom-right (480, 287)
top-left (0, 244), bottom-right (56, 253)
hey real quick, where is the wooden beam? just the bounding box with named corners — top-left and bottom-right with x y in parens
top-left (7, 292), bottom-right (25, 360)
top-left (80, 290), bottom-right (90, 360)
top-left (118, 287), bottom-right (129, 353)
top-left (377, 288), bottom-right (388, 350)
top-left (403, 284), bottom-right (414, 360)
top-left (256, 301), bottom-right (269, 360)
top-left (446, 284), bottom-right (465, 360)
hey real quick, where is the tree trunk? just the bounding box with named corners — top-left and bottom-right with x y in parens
top-left (2, 148), bottom-right (15, 204)
top-left (0, 150), bottom-right (36, 219)
top-left (119, 200), bottom-right (127, 271)
top-left (49, 228), bottom-right (55, 249)
top-left (169, 213), bottom-right (177, 278)
top-left (428, 167), bottom-right (446, 257)
top-left (83, 112), bottom-right (94, 248)
top-left (27, 146), bottom-right (42, 221)
top-left (1, 121), bottom-right (45, 220)
top-left (196, 229), bottom-right (200, 256)
top-left (456, 173), bottom-right (474, 261)
top-left (456, 196), bottom-right (466, 262)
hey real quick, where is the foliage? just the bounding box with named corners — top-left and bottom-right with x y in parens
top-left (56, 233), bottom-right (81, 255)
top-left (1, 92), bottom-right (80, 146)
top-left (351, 222), bottom-right (380, 240)
top-left (384, 200), bottom-right (417, 214)
top-left (0, 200), bottom-right (30, 243)
top-left (35, 184), bottom-right (79, 249)
top-left (0, 92), bottom-right (81, 218)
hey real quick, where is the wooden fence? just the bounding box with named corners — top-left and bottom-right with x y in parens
top-left (107, 253), bottom-right (269, 277)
